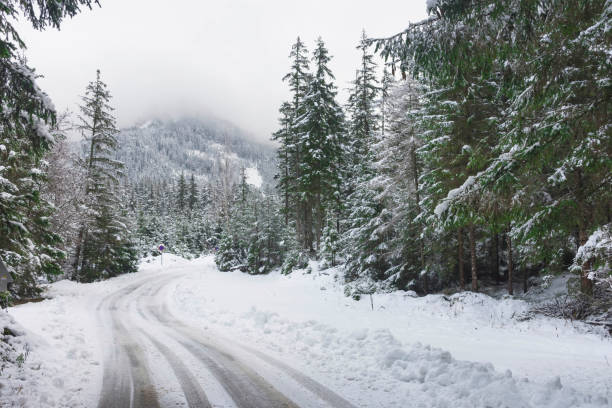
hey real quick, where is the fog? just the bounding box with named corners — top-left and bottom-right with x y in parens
top-left (16, 0), bottom-right (426, 143)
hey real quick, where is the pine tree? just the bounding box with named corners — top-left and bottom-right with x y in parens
top-left (321, 220), bottom-right (340, 267)
top-left (73, 70), bottom-right (137, 282)
top-left (295, 37), bottom-right (345, 253)
top-left (272, 102), bottom-right (293, 226)
top-left (281, 37), bottom-right (311, 251)
top-left (188, 174), bottom-right (198, 211)
top-left (346, 30), bottom-right (380, 178)
top-left (0, 0), bottom-right (98, 296)
top-left (371, 0), bottom-right (611, 296)
top-left (380, 67), bottom-right (394, 137)
top-left (342, 31), bottom-right (385, 286)
top-left (177, 172), bottom-right (187, 211)
top-left (374, 80), bottom-right (429, 291)
top-left (0, 62), bottom-right (64, 297)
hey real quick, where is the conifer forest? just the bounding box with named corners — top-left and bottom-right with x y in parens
top-left (1, 1), bottom-right (611, 407)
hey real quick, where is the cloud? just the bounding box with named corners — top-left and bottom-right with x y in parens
top-left (16, 0), bottom-right (427, 143)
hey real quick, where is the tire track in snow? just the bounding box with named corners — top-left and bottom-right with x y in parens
top-left (238, 345), bottom-right (357, 408)
top-left (130, 277), bottom-right (214, 408)
top-left (153, 301), bottom-right (358, 408)
top-left (139, 289), bottom-right (298, 408)
top-left (142, 331), bottom-right (212, 408)
top-left (98, 269), bottom-right (358, 408)
top-left (176, 336), bottom-right (298, 408)
top-left (96, 276), bottom-right (174, 408)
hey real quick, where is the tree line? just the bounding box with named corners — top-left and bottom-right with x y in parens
top-left (2, 0), bottom-right (609, 308)
top-left (217, 0), bottom-right (611, 308)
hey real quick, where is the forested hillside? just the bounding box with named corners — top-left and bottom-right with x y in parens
top-left (114, 118), bottom-right (275, 185)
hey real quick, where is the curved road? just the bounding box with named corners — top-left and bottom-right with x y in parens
top-left (95, 272), bottom-right (357, 408)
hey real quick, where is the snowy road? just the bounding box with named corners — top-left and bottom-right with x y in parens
top-left (95, 270), bottom-right (356, 408)
top-left (4, 255), bottom-right (612, 407)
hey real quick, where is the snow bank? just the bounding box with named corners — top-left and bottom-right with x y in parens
top-left (168, 257), bottom-right (612, 407)
top-left (1, 298), bottom-right (101, 407)
top-left (198, 305), bottom-right (607, 407)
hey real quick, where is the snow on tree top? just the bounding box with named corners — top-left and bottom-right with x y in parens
top-left (245, 167), bottom-right (263, 188)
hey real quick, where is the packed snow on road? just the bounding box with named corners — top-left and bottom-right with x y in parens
top-left (2, 255), bottom-right (611, 407)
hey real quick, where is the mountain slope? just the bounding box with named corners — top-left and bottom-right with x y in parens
top-left (115, 117), bottom-right (276, 187)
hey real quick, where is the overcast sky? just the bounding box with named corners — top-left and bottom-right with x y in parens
top-left (17, 0), bottom-right (427, 143)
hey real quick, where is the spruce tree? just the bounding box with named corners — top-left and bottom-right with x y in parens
top-left (188, 174), bottom-right (198, 211)
top-left (281, 37), bottom-right (311, 251)
top-left (343, 31), bottom-right (385, 286)
top-left (272, 102), bottom-right (293, 226)
top-left (295, 37), bottom-right (345, 253)
top-left (177, 172), bottom-right (187, 211)
top-left (372, 0), bottom-right (611, 296)
top-left (0, 62), bottom-right (64, 297)
top-left (73, 70), bottom-right (137, 282)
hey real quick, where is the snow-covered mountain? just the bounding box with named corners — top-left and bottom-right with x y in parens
top-left (114, 117), bottom-right (276, 187)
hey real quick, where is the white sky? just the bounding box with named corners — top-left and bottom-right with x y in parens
top-left (16, 0), bottom-right (427, 143)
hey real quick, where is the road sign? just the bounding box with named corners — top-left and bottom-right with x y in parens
top-left (158, 244), bottom-right (165, 266)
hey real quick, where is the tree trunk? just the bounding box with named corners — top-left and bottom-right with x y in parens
top-left (304, 200), bottom-right (313, 254)
top-left (458, 227), bottom-right (465, 290)
top-left (315, 192), bottom-right (323, 253)
top-left (494, 233), bottom-right (500, 285)
top-left (411, 145), bottom-right (425, 272)
top-left (295, 200), bottom-right (303, 249)
top-left (578, 226), bottom-right (594, 295)
top-left (469, 224), bottom-right (478, 292)
top-left (576, 169), bottom-right (593, 295)
top-left (506, 231), bottom-right (513, 295)
top-left (72, 227), bottom-right (85, 282)
top-left (284, 155), bottom-right (289, 226)
top-left (523, 266), bottom-right (528, 294)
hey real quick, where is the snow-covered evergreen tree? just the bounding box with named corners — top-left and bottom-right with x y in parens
top-left (73, 70), bottom-right (137, 282)
top-left (281, 37), bottom-right (312, 251)
top-left (371, 0), bottom-right (611, 297)
top-left (295, 37), bottom-right (345, 253)
top-left (342, 30), bottom-right (386, 286)
top-left (0, 61), bottom-right (64, 297)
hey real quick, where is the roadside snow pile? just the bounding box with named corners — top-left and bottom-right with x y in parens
top-left (0, 310), bottom-right (80, 407)
top-left (0, 311), bottom-right (30, 404)
top-left (232, 307), bottom-right (607, 407)
top-left (1, 291), bottom-right (103, 407)
top-left (379, 340), bottom-right (607, 408)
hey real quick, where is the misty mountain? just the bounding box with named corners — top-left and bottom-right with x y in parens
top-left (114, 117), bottom-right (276, 187)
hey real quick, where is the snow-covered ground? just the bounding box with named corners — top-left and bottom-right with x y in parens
top-left (2, 255), bottom-right (611, 407)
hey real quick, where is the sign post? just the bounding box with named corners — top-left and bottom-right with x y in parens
top-left (0, 259), bottom-right (13, 292)
top-left (158, 244), bottom-right (165, 266)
